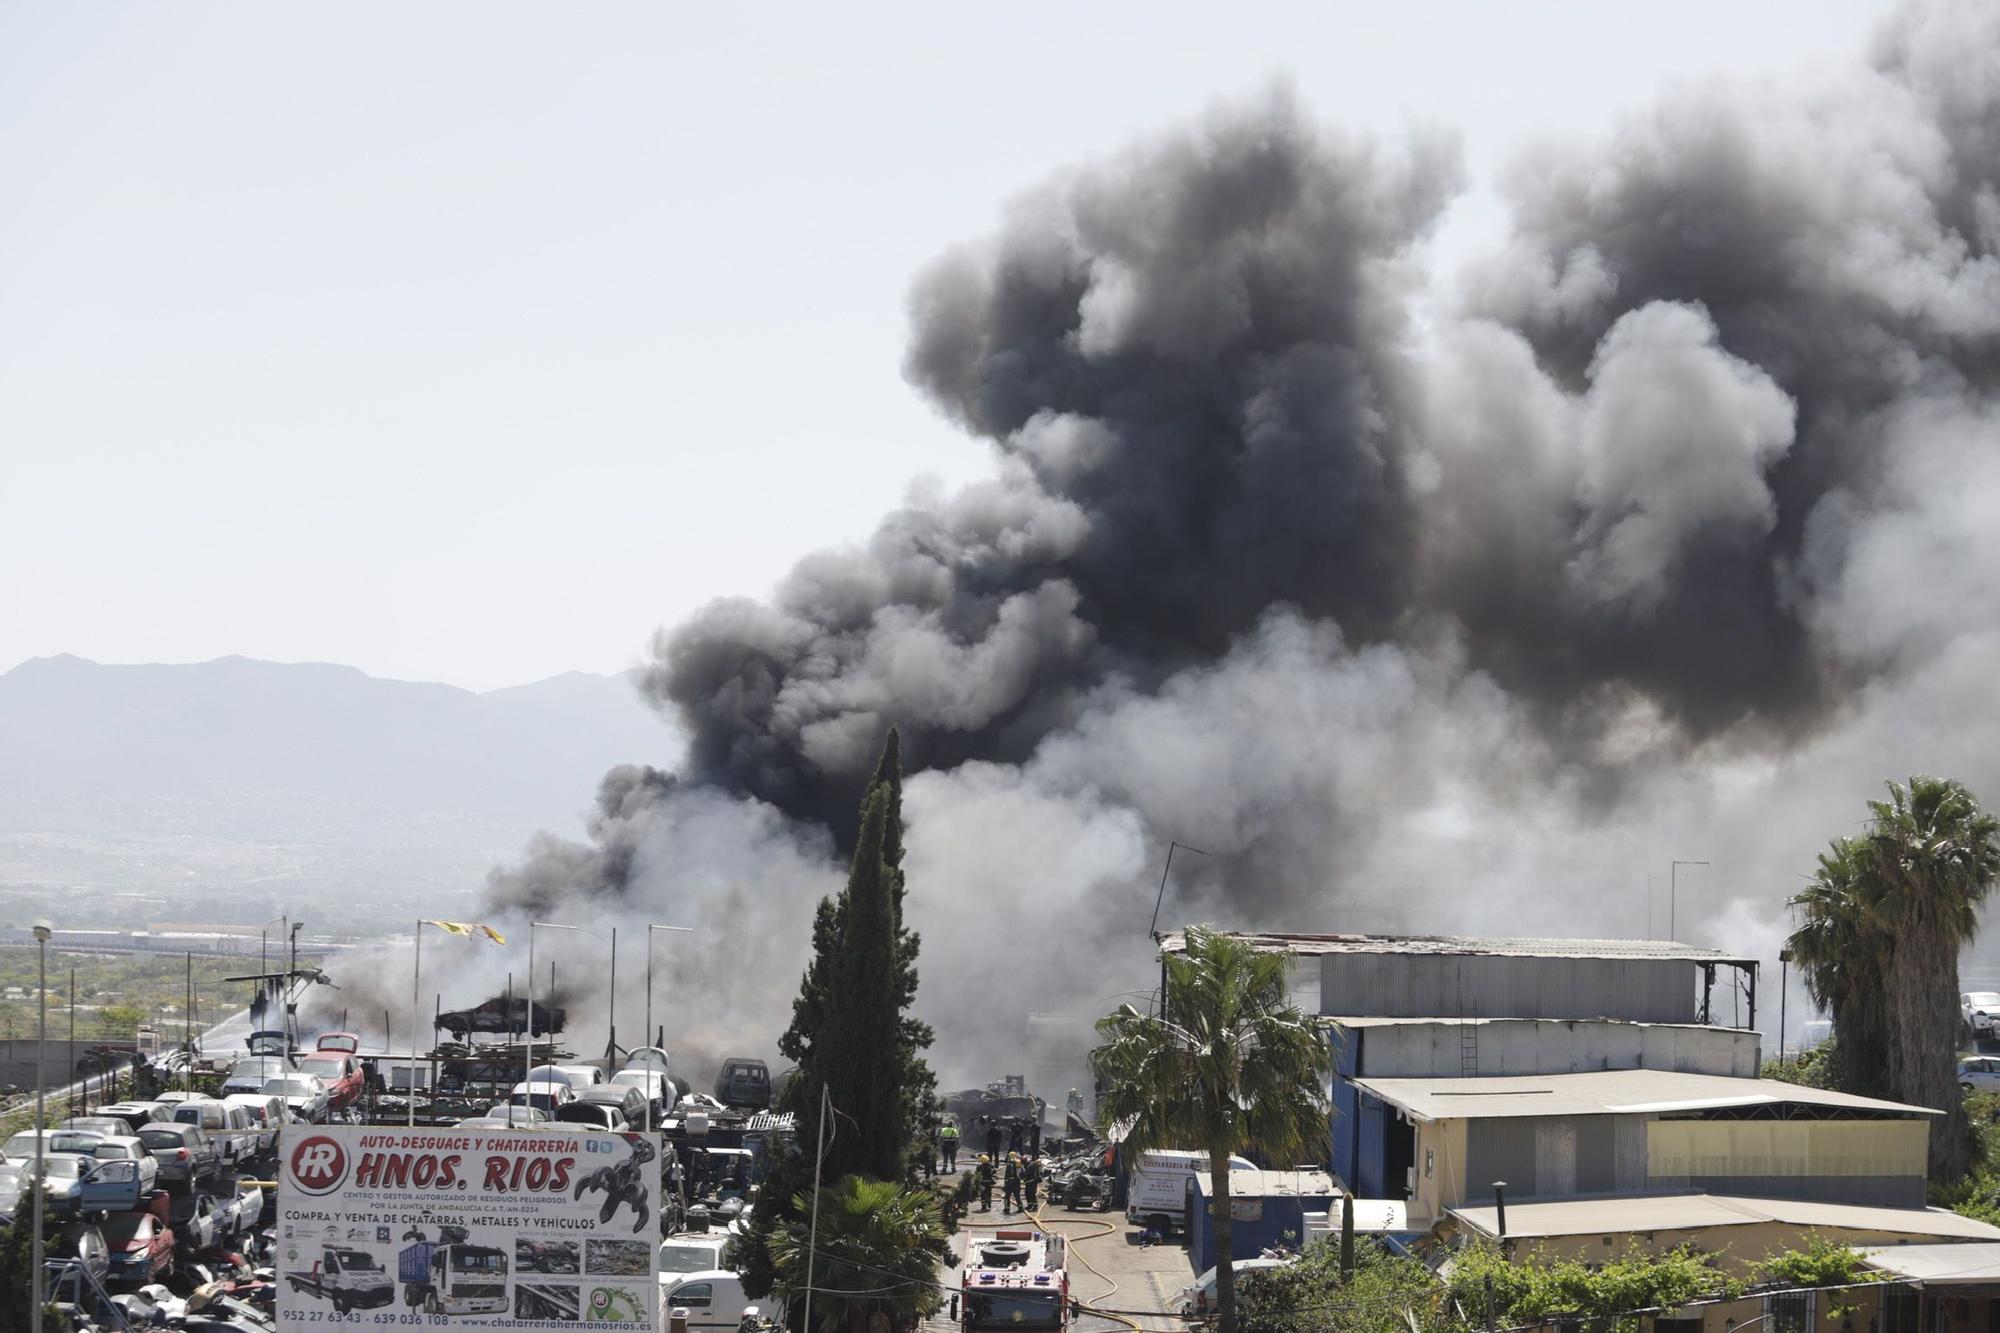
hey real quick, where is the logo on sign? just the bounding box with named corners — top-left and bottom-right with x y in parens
top-left (290, 1135), bottom-right (350, 1196)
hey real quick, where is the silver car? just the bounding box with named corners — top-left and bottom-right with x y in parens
top-left (88, 1136), bottom-right (159, 1194)
top-left (263, 1074), bottom-right (331, 1124)
top-left (1961, 1056), bottom-right (2000, 1093)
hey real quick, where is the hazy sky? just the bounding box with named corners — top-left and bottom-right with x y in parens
top-left (0, 2), bottom-right (1887, 692)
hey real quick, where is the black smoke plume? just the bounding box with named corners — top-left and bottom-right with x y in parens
top-left (455, 1), bottom-right (2000, 1084)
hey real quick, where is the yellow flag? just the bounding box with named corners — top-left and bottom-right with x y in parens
top-left (425, 920), bottom-right (504, 944)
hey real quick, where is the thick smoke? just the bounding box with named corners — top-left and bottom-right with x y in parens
top-left (351, 1), bottom-right (1999, 1089)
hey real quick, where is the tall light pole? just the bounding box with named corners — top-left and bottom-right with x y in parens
top-left (411, 921), bottom-right (439, 1129)
top-left (1778, 948), bottom-right (1792, 1065)
top-left (287, 920), bottom-right (306, 1050)
top-left (528, 923), bottom-right (580, 1117)
top-left (1670, 861), bottom-right (1708, 942)
top-left (643, 925), bottom-right (694, 1129)
top-left (32, 920), bottom-right (52, 1333)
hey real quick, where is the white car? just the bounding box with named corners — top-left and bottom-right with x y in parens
top-left (509, 1080), bottom-right (574, 1114)
top-left (1961, 1056), bottom-right (2000, 1093)
top-left (89, 1136), bottom-right (160, 1194)
top-left (611, 1069), bottom-right (679, 1123)
top-left (221, 1094), bottom-right (290, 1155)
top-left (264, 1074), bottom-right (332, 1123)
top-left (4, 1128), bottom-right (106, 1162)
top-left (1965, 993), bottom-right (2000, 1040)
top-left (481, 1104), bottom-right (550, 1124)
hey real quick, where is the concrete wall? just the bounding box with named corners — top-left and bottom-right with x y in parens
top-left (0, 1038), bottom-right (140, 1093)
top-left (1338, 1018), bottom-right (1760, 1079)
top-left (1319, 954), bottom-right (1700, 1022)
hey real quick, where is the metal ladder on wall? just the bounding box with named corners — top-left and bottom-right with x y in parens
top-left (1456, 971), bottom-right (1479, 1076)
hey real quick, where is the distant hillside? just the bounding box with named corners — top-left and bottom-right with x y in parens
top-left (0, 655), bottom-right (681, 920)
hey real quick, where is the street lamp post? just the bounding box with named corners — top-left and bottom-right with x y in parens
top-left (32, 919), bottom-right (52, 1333)
top-left (1778, 948), bottom-right (1792, 1065)
top-left (1670, 861), bottom-right (1709, 942)
top-left (643, 925), bottom-right (694, 1130)
top-left (527, 923), bottom-right (580, 1121)
top-left (287, 920), bottom-right (306, 1050)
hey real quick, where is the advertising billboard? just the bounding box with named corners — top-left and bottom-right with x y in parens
top-left (278, 1126), bottom-right (659, 1327)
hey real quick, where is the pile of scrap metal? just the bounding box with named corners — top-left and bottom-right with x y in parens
top-left (369, 1043), bottom-right (578, 1125)
top-left (944, 1075), bottom-right (1044, 1126)
top-left (1040, 1145), bottom-right (1115, 1211)
top-left (660, 1103), bottom-right (797, 1236)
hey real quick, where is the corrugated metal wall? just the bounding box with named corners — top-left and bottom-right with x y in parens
top-left (1319, 954), bottom-right (1700, 1022)
top-left (1647, 1121), bottom-right (1929, 1180)
top-left (1340, 1018), bottom-right (1759, 1078)
top-left (1456, 1114), bottom-right (1929, 1206)
top-left (1465, 1116), bottom-right (1621, 1200)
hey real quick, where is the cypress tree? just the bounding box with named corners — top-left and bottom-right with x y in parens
top-left (869, 728), bottom-right (938, 1169)
top-left (740, 730), bottom-right (937, 1320)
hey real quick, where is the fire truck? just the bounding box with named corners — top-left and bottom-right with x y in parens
top-left (958, 1229), bottom-right (1070, 1332)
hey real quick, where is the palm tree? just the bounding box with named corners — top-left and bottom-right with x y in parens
top-left (1862, 776), bottom-right (2000, 1179)
top-left (768, 1174), bottom-right (949, 1333)
top-left (1786, 838), bottom-right (1893, 1099)
top-left (1092, 927), bottom-right (1332, 1333)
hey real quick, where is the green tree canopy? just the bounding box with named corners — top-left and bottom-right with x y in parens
top-left (1865, 776), bottom-right (2000, 1178)
top-left (1789, 776), bottom-right (2000, 1178)
top-left (768, 1174), bottom-right (949, 1333)
top-left (741, 730), bottom-right (936, 1318)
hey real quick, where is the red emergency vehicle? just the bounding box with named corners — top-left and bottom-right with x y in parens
top-left (959, 1229), bottom-right (1070, 1332)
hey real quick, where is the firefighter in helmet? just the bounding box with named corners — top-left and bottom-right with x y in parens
top-left (975, 1154), bottom-right (994, 1212)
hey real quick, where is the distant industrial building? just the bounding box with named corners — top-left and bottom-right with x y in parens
top-left (1160, 930), bottom-right (2000, 1263)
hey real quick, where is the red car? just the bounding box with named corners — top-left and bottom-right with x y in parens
top-left (105, 1194), bottom-right (174, 1283)
top-left (296, 1051), bottom-right (363, 1112)
top-left (316, 1031), bottom-right (361, 1056)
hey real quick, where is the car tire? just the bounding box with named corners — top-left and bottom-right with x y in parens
top-left (1149, 1214), bottom-right (1174, 1237)
top-left (1965, 1082), bottom-right (1976, 1092)
top-left (332, 1297), bottom-right (348, 1315)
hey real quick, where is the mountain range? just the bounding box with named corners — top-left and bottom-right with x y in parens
top-left (0, 654), bottom-right (679, 923)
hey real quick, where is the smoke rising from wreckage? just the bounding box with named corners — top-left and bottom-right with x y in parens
top-left (325, 0), bottom-right (2000, 1086)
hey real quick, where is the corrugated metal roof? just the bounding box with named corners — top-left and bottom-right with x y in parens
top-left (1326, 1015), bottom-right (1756, 1033)
top-left (1353, 1069), bottom-right (1941, 1121)
top-left (1191, 1169), bottom-right (1338, 1198)
top-left (1451, 1194), bottom-right (2000, 1242)
top-left (1157, 931), bottom-right (1754, 964)
top-left (1862, 1243), bottom-right (2000, 1284)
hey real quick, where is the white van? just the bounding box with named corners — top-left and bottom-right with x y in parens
top-left (659, 1269), bottom-right (751, 1332)
top-left (1125, 1149), bottom-right (1256, 1235)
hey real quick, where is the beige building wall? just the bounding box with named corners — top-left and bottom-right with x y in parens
top-left (1411, 1117), bottom-right (1467, 1223)
top-left (1647, 1121), bottom-right (1928, 1180)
